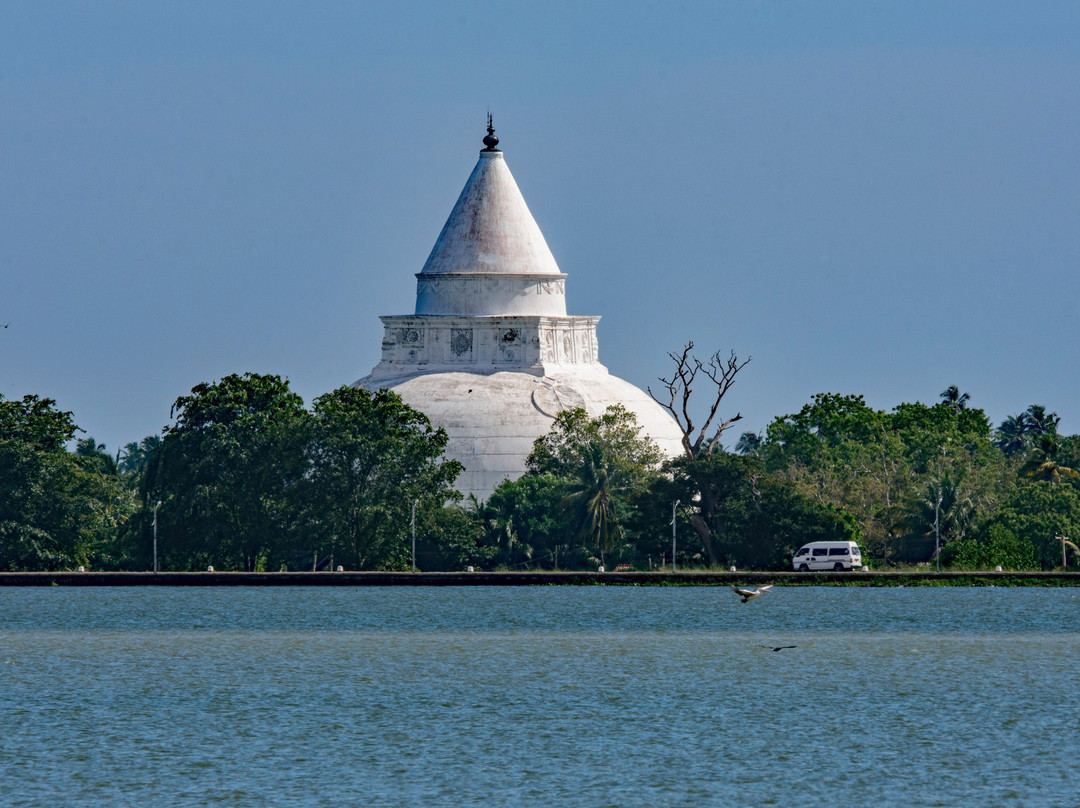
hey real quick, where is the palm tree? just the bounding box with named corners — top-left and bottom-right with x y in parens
top-left (995, 413), bottom-right (1032, 457)
top-left (940, 385), bottom-right (971, 411)
top-left (561, 441), bottom-right (622, 558)
top-left (734, 431), bottom-right (763, 455)
top-left (1020, 434), bottom-right (1079, 485)
top-left (899, 472), bottom-right (976, 545)
top-left (996, 406), bottom-right (1062, 459)
top-left (482, 497), bottom-right (531, 568)
top-left (118, 435), bottom-right (162, 475)
top-left (75, 437), bottom-right (118, 474)
top-left (1025, 404), bottom-right (1060, 437)
top-left (75, 437), bottom-right (106, 457)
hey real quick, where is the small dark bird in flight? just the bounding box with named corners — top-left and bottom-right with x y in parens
top-left (760, 645), bottom-right (797, 652)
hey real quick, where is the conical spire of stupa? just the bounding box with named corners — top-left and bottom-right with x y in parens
top-left (418, 121), bottom-right (563, 294)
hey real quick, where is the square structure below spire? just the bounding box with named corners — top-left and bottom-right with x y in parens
top-left (366, 315), bottom-right (603, 379)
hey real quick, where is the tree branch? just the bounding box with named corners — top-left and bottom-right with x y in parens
top-left (650, 344), bottom-right (750, 459)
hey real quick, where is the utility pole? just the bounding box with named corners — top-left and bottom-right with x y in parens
top-left (411, 500), bottom-right (418, 573)
top-left (153, 501), bottom-right (162, 574)
top-left (934, 491), bottom-right (942, 573)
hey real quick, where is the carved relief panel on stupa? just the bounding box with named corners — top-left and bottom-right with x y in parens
top-left (497, 327), bottom-right (522, 364)
top-left (449, 327), bottom-right (474, 361)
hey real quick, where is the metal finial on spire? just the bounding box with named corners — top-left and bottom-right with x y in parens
top-left (482, 112), bottom-right (500, 151)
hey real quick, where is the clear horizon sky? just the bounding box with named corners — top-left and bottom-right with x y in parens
top-left (2, 1), bottom-right (1078, 456)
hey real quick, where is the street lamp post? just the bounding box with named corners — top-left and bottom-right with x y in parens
top-left (411, 500), bottom-right (418, 573)
top-left (671, 500), bottom-right (680, 573)
top-left (934, 491), bottom-right (942, 573)
top-left (153, 500), bottom-right (162, 574)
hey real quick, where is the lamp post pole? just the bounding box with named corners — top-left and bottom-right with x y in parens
top-left (411, 500), bottom-right (418, 573)
top-left (934, 492), bottom-right (942, 573)
top-left (671, 500), bottom-right (680, 573)
top-left (153, 500), bottom-right (162, 574)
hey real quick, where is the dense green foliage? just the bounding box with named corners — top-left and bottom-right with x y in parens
top-left (490, 406), bottom-right (858, 571)
top-left (475, 389), bottom-right (1079, 572)
top-left (0, 395), bottom-right (135, 570)
top-left (483, 405), bottom-right (663, 569)
top-left (747, 391), bottom-right (1077, 570)
top-left (951, 482), bottom-right (1080, 570)
top-left (2, 377), bottom-right (471, 571)
top-left (142, 373), bottom-right (309, 571)
top-left (3, 377), bottom-right (1078, 572)
top-left (755, 393), bottom-right (1009, 563)
top-left (478, 474), bottom-right (574, 569)
top-left (300, 385), bottom-right (464, 570)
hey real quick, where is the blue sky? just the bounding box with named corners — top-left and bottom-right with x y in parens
top-left (2, 1), bottom-right (1078, 453)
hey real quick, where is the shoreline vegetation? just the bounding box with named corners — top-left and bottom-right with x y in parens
top-left (3, 570), bottom-right (1079, 587)
top-left (4, 371), bottom-right (1079, 575)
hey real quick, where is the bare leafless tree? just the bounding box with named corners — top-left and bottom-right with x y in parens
top-left (648, 342), bottom-right (751, 459)
top-left (648, 343), bottom-right (751, 566)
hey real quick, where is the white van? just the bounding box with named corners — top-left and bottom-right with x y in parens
top-left (792, 541), bottom-right (862, 572)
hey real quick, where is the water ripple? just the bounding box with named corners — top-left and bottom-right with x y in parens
top-left (1, 587), bottom-right (1078, 806)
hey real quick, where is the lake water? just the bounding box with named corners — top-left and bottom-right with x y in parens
top-left (1, 586), bottom-right (1078, 807)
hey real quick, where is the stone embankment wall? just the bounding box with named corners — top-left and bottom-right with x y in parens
top-left (1, 571), bottom-right (1078, 586)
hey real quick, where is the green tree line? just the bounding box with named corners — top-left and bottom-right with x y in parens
top-left (3, 373), bottom-right (1078, 572)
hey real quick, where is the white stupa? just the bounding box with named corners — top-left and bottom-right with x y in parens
top-left (355, 121), bottom-right (684, 500)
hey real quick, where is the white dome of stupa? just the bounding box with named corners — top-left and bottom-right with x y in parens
top-left (355, 120), bottom-right (684, 500)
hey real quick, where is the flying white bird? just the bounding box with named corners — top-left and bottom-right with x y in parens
top-left (732, 584), bottom-right (773, 603)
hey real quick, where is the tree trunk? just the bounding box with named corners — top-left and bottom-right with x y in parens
top-left (689, 513), bottom-right (720, 565)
